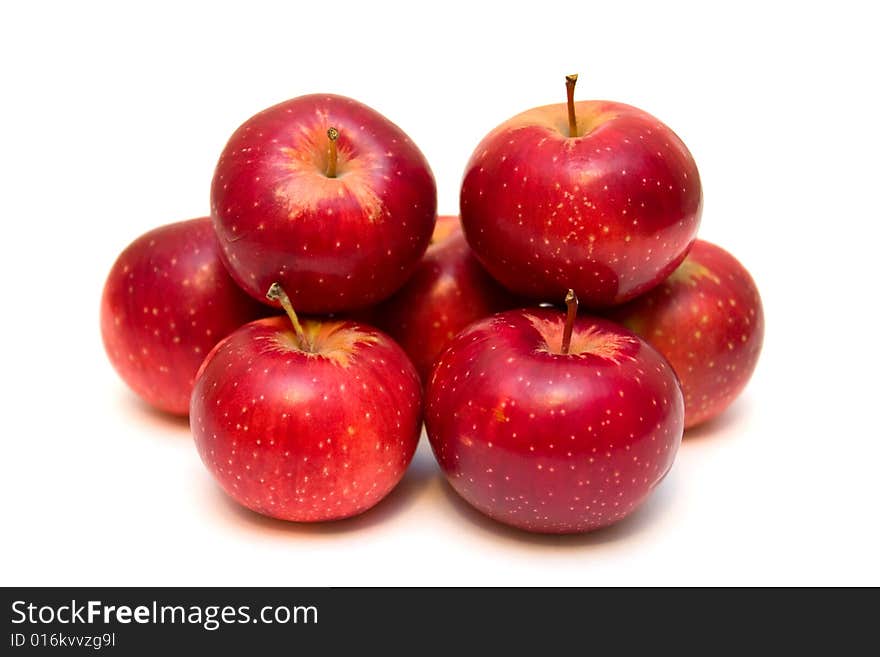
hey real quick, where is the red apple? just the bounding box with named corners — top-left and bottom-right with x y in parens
top-left (365, 215), bottom-right (522, 380)
top-left (210, 93), bottom-right (436, 313)
top-left (460, 74), bottom-right (702, 307)
top-left (607, 239), bottom-right (764, 428)
top-left (100, 217), bottom-right (268, 415)
top-left (190, 284), bottom-right (422, 522)
top-left (425, 296), bottom-right (684, 533)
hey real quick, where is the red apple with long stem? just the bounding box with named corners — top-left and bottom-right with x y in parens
top-left (190, 283), bottom-right (422, 522)
top-left (211, 93), bottom-right (437, 313)
top-left (607, 239), bottom-right (764, 428)
top-left (365, 215), bottom-right (522, 380)
top-left (460, 74), bottom-right (702, 307)
top-left (100, 217), bottom-right (268, 415)
top-left (425, 293), bottom-right (684, 533)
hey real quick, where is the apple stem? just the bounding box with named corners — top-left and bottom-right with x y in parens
top-left (266, 282), bottom-right (310, 351)
top-left (326, 127), bottom-right (339, 178)
top-left (561, 288), bottom-right (578, 355)
top-left (565, 74), bottom-right (579, 138)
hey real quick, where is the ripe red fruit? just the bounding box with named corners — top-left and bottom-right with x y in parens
top-left (460, 75), bottom-right (701, 307)
top-left (210, 93), bottom-right (437, 313)
top-left (190, 284), bottom-right (422, 522)
top-left (365, 215), bottom-right (521, 380)
top-left (100, 217), bottom-right (268, 415)
top-left (425, 298), bottom-right (684, 534)
top-left (608, 239), bottom-right (764, 428)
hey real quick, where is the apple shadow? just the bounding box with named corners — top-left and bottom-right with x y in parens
top-left (209, 445), bottom-right (441, 536)
top-left (684, 396), bottom-right (754, 441)
top-left (117, 389), bottom-right (190, 434)
top-left (437, 470), bottom-right (679, 548)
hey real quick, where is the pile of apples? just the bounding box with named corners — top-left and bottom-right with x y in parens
top-left (101, 76), bottom-right (763, 534)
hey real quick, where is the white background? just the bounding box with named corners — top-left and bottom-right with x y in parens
top-left (2, 0), bottom-right (878, 586)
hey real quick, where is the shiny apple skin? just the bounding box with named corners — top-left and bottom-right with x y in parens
top-left (368, 215), bottom-right (521, 380)
top-left (211, 93), bottom-right (437, 313)
top-left (100, 218), bottom-right (269, 415)
top-left (608, 240), bottom-right (764, 428)
top-left (425, 308), bottom-right (683, 533)
top-left (190, 316), bottom-right (422, 522)
top-left (460, 100), bottom-right (702, 307)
